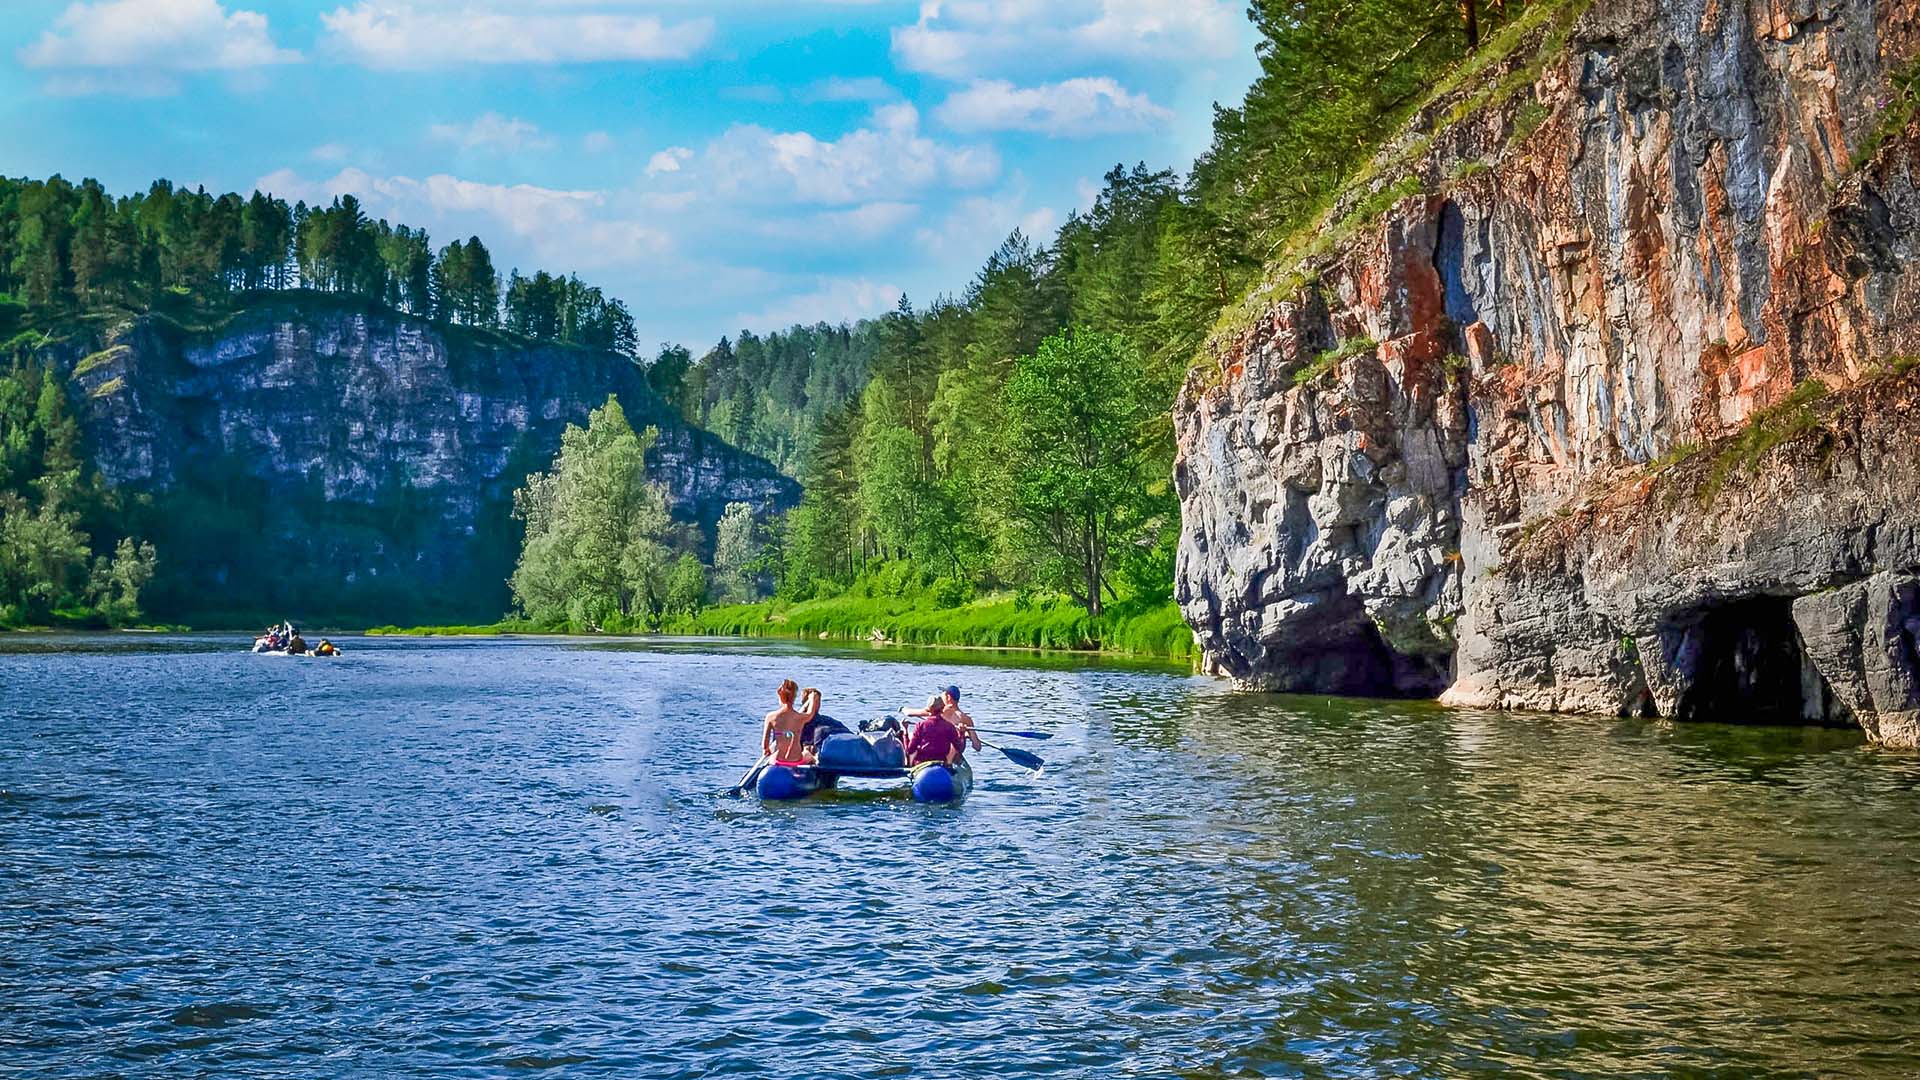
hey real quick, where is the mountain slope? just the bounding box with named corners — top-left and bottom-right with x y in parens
top-left (48, 293), bottom-right (797, 624)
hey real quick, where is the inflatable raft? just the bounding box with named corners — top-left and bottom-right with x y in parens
top-left (750, 717), bottom-right (972, 804)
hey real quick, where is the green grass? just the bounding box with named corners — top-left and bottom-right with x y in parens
top-left (0, 604), bottom-right (185, 632)
top-left (372, 593), bottom-right (1198, 661)
top-left (1450, 159), bottom-right (1492, 184)
top-left (366, 618), bottom-right (548, 636)
top-left (1645, 440), bottom-right (1700, 473)
top-left (1697, 379), bottom-right (1830, 505)
top-left (665, 593), bottom-right (1197, 661)
top-left (1509, 97), bottom-right (1550, 146)
top-left (1851, 58), bottom-right (1920, 173)
top-left (1295, 336), bottom-right (1378, 386)
top-left (71, 343), bottom-right (129, 378)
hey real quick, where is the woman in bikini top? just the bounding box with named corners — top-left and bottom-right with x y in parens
top-left (762, 678), bottom-right (822, 764)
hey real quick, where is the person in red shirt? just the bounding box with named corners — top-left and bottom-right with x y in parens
top-left (902, 695), bottom-right (964, 768)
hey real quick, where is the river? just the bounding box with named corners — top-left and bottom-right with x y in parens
top-left (2, 633), bottom-right (1917, 1077)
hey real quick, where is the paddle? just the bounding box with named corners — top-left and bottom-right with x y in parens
top-left (979, 739), bottom-right (1043, 771)
top-left (897, 705), bottom-right (1045, 770)
top-left (975, 728), bottom-right (1052, 740)
top-left (727, 754), bottom-right (769, 797)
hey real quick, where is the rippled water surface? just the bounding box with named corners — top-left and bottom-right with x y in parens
top-left (4, 634), bottom-right (1920, 1078)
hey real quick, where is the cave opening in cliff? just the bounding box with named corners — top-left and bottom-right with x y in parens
top-left (1671, 597), bottom-right (1844, 726)
top-left (1286, 617), bottom-right (1452, 699)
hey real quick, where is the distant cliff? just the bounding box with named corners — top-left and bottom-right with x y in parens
top-left (1174, 0), bottom-right (1920, 746)
top-left (50, 295), bottom-right (797, 624)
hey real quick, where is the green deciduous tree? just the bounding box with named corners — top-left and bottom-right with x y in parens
top-left (665, 552), bottom-right (707, 615)
top-left (711, 501), bottom-right (761, 603)
top-left (509, 396), bottom-right (674, 630)
top-left (1004, 327), bottom-right (1154, 616)
top-left (0, 363), bottom-right (157, 627)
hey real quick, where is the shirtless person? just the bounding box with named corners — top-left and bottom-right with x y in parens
top-left (762, 679), bottom-right (822, 764)
top-left (903, 684), bottom-right (981, 755)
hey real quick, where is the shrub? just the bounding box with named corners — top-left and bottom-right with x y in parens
top-left (1295, 336), bottom-right (1378, 386)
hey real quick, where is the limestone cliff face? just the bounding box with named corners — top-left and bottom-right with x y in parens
top-left (59, 297), bottom-right (797, 621)
top-left (1174, 0), bottom-right (1920, 745)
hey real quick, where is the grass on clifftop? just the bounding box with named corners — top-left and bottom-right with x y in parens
top-left (1199, 0), bottom-right (1597, 366)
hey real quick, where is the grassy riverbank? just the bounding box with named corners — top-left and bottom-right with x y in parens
top-left (0, 606), bottom-right (189, 633)
top-left (368, 595), bottom-right (1198, 662)
top-left (668, 595), bottom-right (1196, 660)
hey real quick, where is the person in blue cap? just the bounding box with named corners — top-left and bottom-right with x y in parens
top-left (943, 685), bottom-right (981, 755)
top-left (905, 685), bottom-right (981, 756)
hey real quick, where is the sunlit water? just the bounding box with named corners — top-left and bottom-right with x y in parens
top-left (3, 634), bottom-right (1918, 1078)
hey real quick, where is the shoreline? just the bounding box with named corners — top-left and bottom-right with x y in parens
top-left (366, 601), bottom-right (1200, 666)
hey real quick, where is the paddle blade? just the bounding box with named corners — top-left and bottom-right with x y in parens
top-left (728, 756), bottom-right (768, 796)
top-left (995, 744), bottom-right (1044, 771)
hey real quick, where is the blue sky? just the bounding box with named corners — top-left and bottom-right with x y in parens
top-left (1, 1), bottom-right (1260, 349)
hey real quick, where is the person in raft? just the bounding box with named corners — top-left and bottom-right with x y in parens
top-left (762, 679), bottom-right (822, 765)
top-left (902, 686), bottom-right (981, 756)
top-left (902, 694), bottom-right (965, 769)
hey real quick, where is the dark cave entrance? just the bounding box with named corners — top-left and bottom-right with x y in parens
top-left (1669, 597), bottom-right (1848, 726)
top-left (1286, 615), bottom-right (1452, 699)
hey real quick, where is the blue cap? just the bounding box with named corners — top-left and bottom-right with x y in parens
top-left (945, 685), bottom-right (960, 701)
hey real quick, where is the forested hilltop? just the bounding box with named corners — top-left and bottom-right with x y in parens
top-left (0, 176), bottom-right (801, 629)
top-left (3, 0), bottom-right (1521, 639)
top-left (653, 0), bottom-right (1515, 650)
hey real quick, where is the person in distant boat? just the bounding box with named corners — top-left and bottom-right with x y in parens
top-left (903, 686), bottom-right (980, 756)
top-left (286, 630), bottom-right (308, 655)
top-left (762, 679), bottom-right (822, 764)
top-left (314, 639), bottom-right (339, 657)
top-left (902, 694), bottom-right (964, 769)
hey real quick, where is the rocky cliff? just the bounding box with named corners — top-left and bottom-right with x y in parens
top-left (1174, 0), bottom-right (1920, 746)
top-left (56, 296), bottom-right (797, 622)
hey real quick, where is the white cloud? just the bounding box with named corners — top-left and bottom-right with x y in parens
top-left (254, 167), bottom-right (669, 268)
top-left (37, 71), bottom-right (179, 96)
top-left (694, 102), bottom-right (998, 206)
top-left (915, 190), bottom-right (1057, 263)
top-left (893, 0), bottom-right (1238, 79)
top-left (645, 146), bottom-right (693, 176)
top-left (22, 0), bottom-right (298, 82)
top-left (310, 142), bottom-right (352, 163)
top-left (721, 83), bottom-right (784, 103)
top-left (935, 77), bottom-right (1171, 135)
top-left (732, 277), bottom-right (904, 334)
top-left (320, 3), bottom-right (713, 68)
top-left (428, 112), bottom-right (551, 152)
top-left (803, 76), bottom-right (899, 103)
top-left (583, 131), bottom-right (614, 154)
top-left (751, 201), bottom-right (922, 246)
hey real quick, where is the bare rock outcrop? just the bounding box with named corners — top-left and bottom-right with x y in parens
top-left (1175, 0), bottom-right (1920, 746)
top-left (57, 297), bottom-right (797, 620)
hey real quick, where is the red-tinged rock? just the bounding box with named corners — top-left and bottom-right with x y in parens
top-left (1174, 0), bottom-right (1920, 747)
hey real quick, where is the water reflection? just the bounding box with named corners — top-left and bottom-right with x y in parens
top-left (0, 634), bottom-right (1915, 1078)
